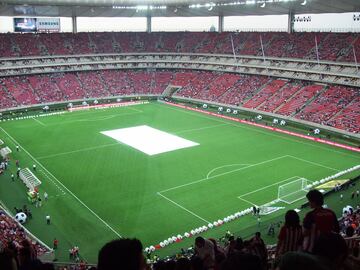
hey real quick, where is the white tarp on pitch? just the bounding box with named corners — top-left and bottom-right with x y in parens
top-left (101, 125), bottom-right (199, 155)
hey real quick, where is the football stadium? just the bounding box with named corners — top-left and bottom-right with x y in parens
top-left (0, 0), bottom-right (360, 269)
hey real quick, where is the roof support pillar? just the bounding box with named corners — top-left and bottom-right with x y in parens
top-left (147, 15), bottom-right (152, 33)
top-left (218, 15), bottom-right (224, 33)
top-left (288, 10), bottom-right (294, 33)
top-left (72, 16), bottom-right (77, 34)
top-left (72, 7), bottom-right (77, 34)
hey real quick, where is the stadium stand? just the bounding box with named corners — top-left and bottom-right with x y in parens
top-left (0, 69), bottom-right (359, 133)
top-left (216, 75), bottom-right (270, 106)
top-left (257, 83), bottom-right (302, 113)
top-left (275, 84), bottom-right (324, 116)
top-left (0, 32), bottom-right (360, 61)
top-left (243, 79), bottom-right (288, 109)
top-left (327, 97), bottom-right (360, 133)
top-left (0, 208), bottom-right (49, 258)
top-left (296, 86), bottom-right (359, 125)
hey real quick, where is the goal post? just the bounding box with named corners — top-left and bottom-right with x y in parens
top-left (278, 178), bottom-right (310, 204)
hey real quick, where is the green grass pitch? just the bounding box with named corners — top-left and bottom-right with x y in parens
top-left (0, 101), bottom-right (359, 263)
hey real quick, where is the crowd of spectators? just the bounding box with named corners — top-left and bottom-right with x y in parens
top-left (0, 69), bottom-right (359, 133)
top-left (1, 189), bottom-right (360, 270)
top-left (1, 32), bottom-right (360, 62)
top-left (296, 86), bottom-right (359, 127)
top-left (0, 208), bottom-right (49, 267)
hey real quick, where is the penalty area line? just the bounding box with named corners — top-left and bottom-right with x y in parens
top-left (238, 197), bottom-right (257, 207)
top-left (159, 155), bottom-right (288, 194)
top-left (157, 192), bottom-right (210, 224)
top-left (286, 155), bottom-right (340, 172)
top-left (237, 176), bottom-right (300, 199)
top-left (207, 163), bottom-right (252, 179)
top-left (0, 127), bottom-right (123, 239)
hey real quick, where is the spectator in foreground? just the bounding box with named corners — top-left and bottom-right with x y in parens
top-left (194, 236), bottom-right (215, 270)
top-left (221, 251), bottom-right (263, 270)
top-left (312, 233), bottom-right (348, 270)
top-left (275, 251), bottom-right (326, 270)
top-left (97, 238), bottom-right (146, 270)
top-left (249, 232), bottom-right (267, 266)
top-left (303, 189), bottom-right (340, 253)
top-left (276, 210), bottom-right (303, 257)
top-left (0, 249), bottom-right (18, 270)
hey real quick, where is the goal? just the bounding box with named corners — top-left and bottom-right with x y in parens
top-left (278, 178), bottom-right (310, 204)
top-left (19, 168), bottom-right (41, 191)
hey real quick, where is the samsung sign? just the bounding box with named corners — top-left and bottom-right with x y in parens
top-left (37, 18), bottom-right (60, 32)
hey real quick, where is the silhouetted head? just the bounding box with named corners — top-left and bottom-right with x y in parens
top-left (284, 210), bottom-right (300, 228)
top-left (195, 237), bottom-right (205, 248)
top-left (97, 238), bottom-right (145, 270)
top-left (306, 190), bottom-right (324, 208)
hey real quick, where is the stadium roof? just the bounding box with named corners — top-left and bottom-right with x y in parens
top-left (0, 0), bottom-right (359, 17)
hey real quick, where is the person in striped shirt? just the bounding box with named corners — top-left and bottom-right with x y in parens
top-left (303, 189), bottom-right (340, 253)
top-left (276, 210), bottom-right (303, 257)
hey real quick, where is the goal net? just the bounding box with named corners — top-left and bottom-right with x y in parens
top-left (278, 178), bottom-right (310, 204)
top-left (259, 205), bottom-right (284, 215)
top-left (19, 168), bottom-right (41, 191)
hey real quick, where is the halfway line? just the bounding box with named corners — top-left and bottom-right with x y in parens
top-left (36, 143), bottom-right (119, 160)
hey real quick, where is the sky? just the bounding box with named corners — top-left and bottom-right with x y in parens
top-left (0, 12), bottom-right (359, 32)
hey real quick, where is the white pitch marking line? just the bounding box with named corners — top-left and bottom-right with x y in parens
top-left (32, 117), bottom-right (46, 126)
top-left (49, 193), bottom-right (67, 199)
top-left (128, 107), bottom-right (143, 113)
top-left (51, 111), bottom-right (141, 126)
top-left (158, 155), bottom-right (288, 194)
top-left (0, 127), bottom-right (122, 239)
top-left (237, 176), bottom-right (300, 199)
top-left (286, 155), bottom-right (340, 172)
top-left (238, 197), bottom-right (257, 207)
top-left (207, 164), bottom-right (251, 179)
top-left (36, 143), bottom-right (119, 160)
top-left (173, 123), bottom-right (229, 135)
top-left (161, 104), bottom-right (360, 159)
top-left (39, 169), bottom-right (66, 195)
top-left (157, 192), bottom-right (210, 224)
